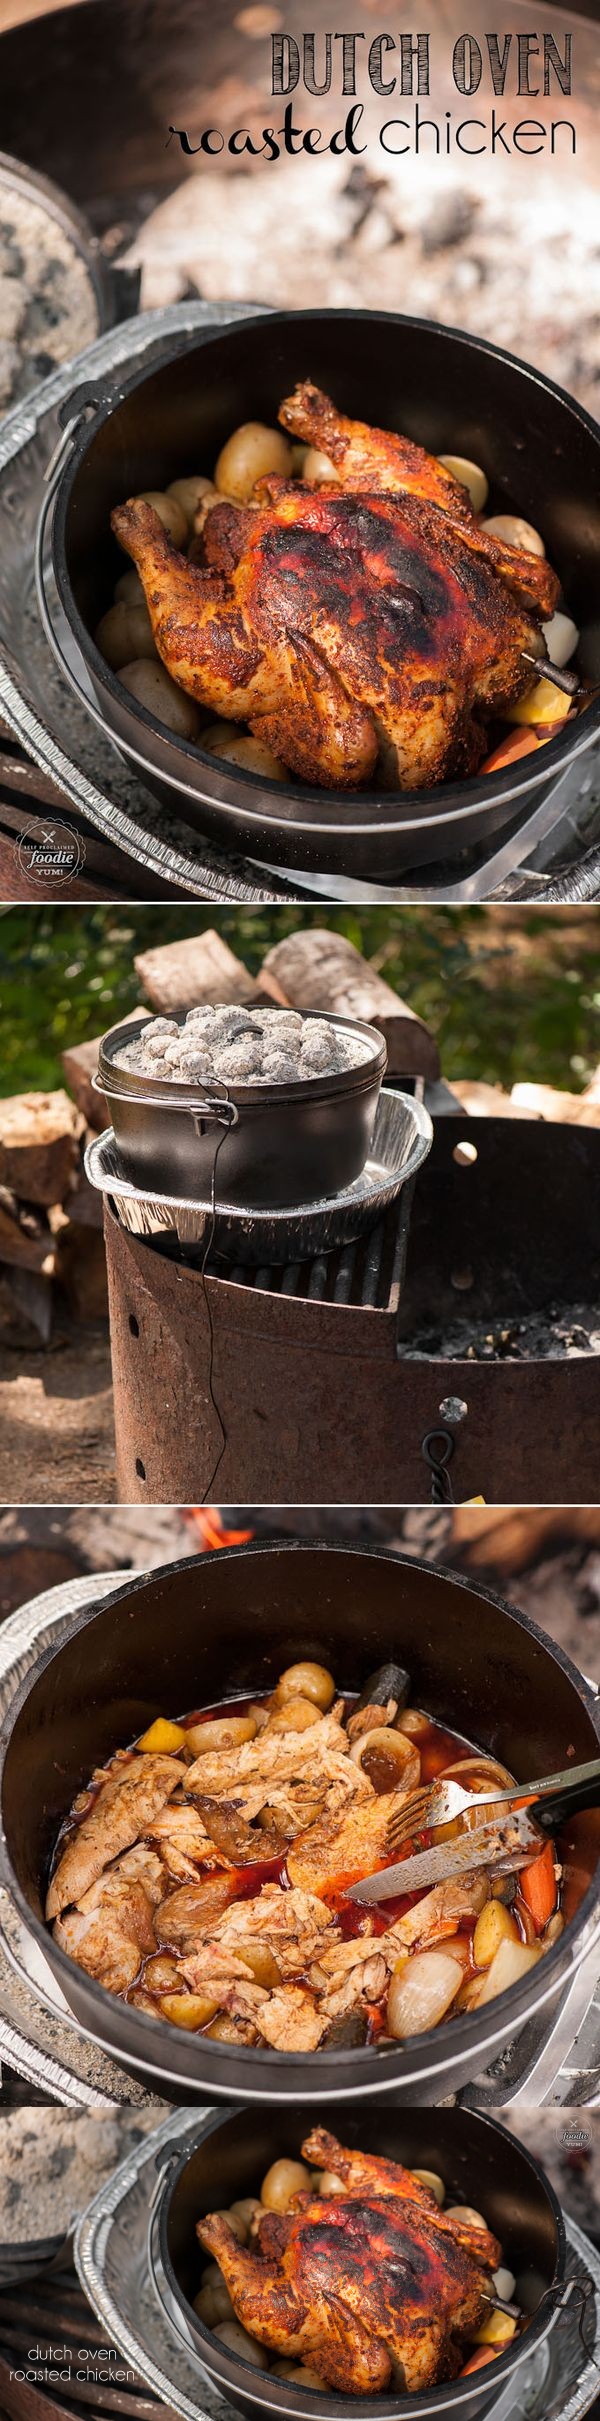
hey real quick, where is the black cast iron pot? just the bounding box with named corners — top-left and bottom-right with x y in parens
top-left (44, 308), bottom-right (600, 882)
top-left (96, 1010), bottom-right (388, 1207)
top-left (153, 2104), bottom-right (565, 2421)
top-left (1, 1544), bottom-right (599, 2103)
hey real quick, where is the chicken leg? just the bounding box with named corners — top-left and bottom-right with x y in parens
top-left (197, 2211), bottom-right (392, 2392)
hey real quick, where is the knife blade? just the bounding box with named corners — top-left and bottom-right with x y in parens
top-left (345, 1807), bottom-right (544, 1904)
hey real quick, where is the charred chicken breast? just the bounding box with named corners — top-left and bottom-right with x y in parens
top-left (110, 382), bottom-right (558, 795)
top-left (198, 2129), bottom-right (500, 2393)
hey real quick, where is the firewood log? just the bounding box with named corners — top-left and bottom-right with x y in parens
top-left (134, 928), bottom-right (257, 1014)
top-left (260, 930), bottom-right (440, 1078)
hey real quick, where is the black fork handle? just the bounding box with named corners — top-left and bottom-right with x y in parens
top-left (528, 1756), bottom-right (600, 1832)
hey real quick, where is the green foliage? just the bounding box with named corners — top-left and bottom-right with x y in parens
top-left (0, 906), bottom-right (598, 1096)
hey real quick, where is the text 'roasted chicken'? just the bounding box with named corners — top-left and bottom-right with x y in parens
top-left (111, 381), bottom-right (559, 794)
top-left (197, 2130), bottom-right (502, 2394)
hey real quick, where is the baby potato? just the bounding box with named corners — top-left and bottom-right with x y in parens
top-left (261, 2158), bottom-right (311, 2212)
top-left (234, 1941), bottom-right (282, 1988)
top-left (184, 1714), bottom-right (258, 1756)
top-left (136, 488), bottom-right (189, 547)
top-left (275, 1661), bottom-right (336, 1710)
top-left (167, 473), bottom-right (217, 528)
top-left (302, 446), bottom-right (340, 484)
top-left (437, 454), bottom-right (489, 512)
top-left (395, 1708), bottom-right (431, 1738)
top-left (214, 421), bottom-right (294, 500)
top-left (119, 658), bottom-right (202, 740)
top-left (230, 2198), bottom-right (263, 2231)
top-left (95, 600), bottom-right (156, 670)
top-left (446, 2206), bottom-right (488, 2232)
top-left (510, 676), bottom-right (571, 729)
top-left (410, 2169), bottom-right (445, 2205)
top-left (194, 2281), bottom-right (234, 2325)
top-left (267, 1696), bottom-right (323, 1733)
top-left (481, 512), bottom-right (545, 557)
top-left (137, 1717), bottom-right (187, 1753)
top-left (213, 2321), bottom-right (270, 2369)
top-left (143, 1953), bottom-right (183, 1993)
top-left (474, 2312), bottom-right (517, 2348)
top-left (473, 1900), bottom-right (519, 1969)
top-left (312, 2170), bottom-right (347, 2197)
top-left (114, 567), bottom-right (145, 606)
top-left (205, 730), bottom-right (288, 781)
top-left (161, 1990), bottom-right (221, 2029)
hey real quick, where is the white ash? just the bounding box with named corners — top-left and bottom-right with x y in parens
top-left (0, 179), bottom-right (98, 417)
top-left (122, 155), bottom-right (600, 416)
top-left (0, 2110), bottom-right (159, 2245)
top-left (115, 1003), bottom-right (367, 1085)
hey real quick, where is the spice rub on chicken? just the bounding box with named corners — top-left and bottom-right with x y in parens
top-left (110, 381), bottom-right (559, 796)
top-left (197, 2130), bottom-right (501, 2394)
top-left (47, 1657), bottom-right (560, 2053)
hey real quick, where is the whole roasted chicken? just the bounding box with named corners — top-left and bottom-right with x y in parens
top-left (111, 381), bottom-right (559, 794)
top-left (198, 2129), bottom-right (501, 2393)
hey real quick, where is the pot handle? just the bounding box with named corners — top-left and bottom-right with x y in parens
top-left (91, 1068), bottom-right (239, 1131)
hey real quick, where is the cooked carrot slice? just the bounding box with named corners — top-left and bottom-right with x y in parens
top-left (461, 2348), bottom-right (502, 2375)
top-left (480, 729), bottom-right (543, 774)
top-left (519, 1839), bottom-right (557, 1933)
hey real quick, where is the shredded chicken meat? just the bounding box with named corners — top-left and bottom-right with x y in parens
top-left (47, 1665), bottom-right (559, 2052)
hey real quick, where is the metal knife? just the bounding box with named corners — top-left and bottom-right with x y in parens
top-left (346, 1807), bottom-right (546, 1904)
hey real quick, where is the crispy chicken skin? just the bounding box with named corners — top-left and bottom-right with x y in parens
top-left (278, 380), bottom-right (477, 518)
top-left (111, 384), bottom-right (558, 796)
top-left (198, 2131), bottom-right (497, 2393)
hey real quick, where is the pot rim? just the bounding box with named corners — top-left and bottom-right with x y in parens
top-left (97, 1008), bottom-right (387, 1110)
top-left (1, 1542), bottom-right (599, 2092)
top-left (155, 2102), bottom-right (566, 2419)
top-left (50, 305), bottom-right (600, 838)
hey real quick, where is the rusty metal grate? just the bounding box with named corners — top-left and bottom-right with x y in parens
top-left (217, 1192), bottom-right (409, 1311)
top-left (0, 2260), bottom-right (180, 2421)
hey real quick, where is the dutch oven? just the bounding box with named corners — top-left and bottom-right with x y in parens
top-left (1, 1544), bottom-right (599, 2103)
top-left (96, 1010), bottom-right (388, 1207)
top-left (153, 2103), bottom-right (565, 2421)
top-left (40, 308), bottom-right (600, 882)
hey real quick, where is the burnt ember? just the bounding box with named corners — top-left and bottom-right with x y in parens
top-left (403, 1301), bottom-right (600, 1362)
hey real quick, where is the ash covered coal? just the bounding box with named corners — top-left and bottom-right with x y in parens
top-left (401, 1302), bottom-right (600, 1361)
top-left (116, 1003), bottom-right (367, 1085)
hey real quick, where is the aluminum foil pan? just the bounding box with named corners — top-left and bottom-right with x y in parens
top-left (84, 1088), bottom-right (433, 1264)
top-left (74, 2115), bottom-right (600, 2421)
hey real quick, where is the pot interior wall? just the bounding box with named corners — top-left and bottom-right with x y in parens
top-left (63, 312), bottom-right (600, 678)
top-left (164, 2105), bottom-right (559, 2346)
top-left (2, 1547), bottom-right (599, 1934)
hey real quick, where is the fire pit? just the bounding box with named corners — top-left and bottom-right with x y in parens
top-left (90, 1107), bottom-right (599, 1503)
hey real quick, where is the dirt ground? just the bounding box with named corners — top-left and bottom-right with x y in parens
top-left (0, 1326), bottom-right (115, 1502)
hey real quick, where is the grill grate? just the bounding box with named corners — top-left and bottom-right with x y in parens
top-left (213, 1194), bottom-right (408, 1310)
top-left (0, 2261), bottom-right (180, 2421)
